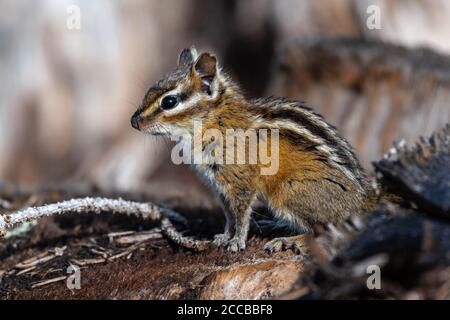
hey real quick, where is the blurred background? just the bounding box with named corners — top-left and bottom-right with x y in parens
top-left (1, 0), bottom-right (450, 206)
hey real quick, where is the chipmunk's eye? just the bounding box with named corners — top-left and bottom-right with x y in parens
top-left (160, 95), bottom-right (180, 110)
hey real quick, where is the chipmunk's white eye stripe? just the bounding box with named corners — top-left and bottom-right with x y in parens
top-left (158, 86), bottom-right (197, 115)
top-left (162, 93), bottom-right (202, 115)
top-left (159, 82), bottom-right (219, 116)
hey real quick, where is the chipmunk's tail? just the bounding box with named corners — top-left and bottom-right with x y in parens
top-left (375, 179), bottom-right (403, 204)
top-left (380, 192), bottom-right (402, 204)
top-left (363, 180), bottom-right (402, 212)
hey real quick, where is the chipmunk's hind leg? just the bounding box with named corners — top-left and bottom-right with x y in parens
top-left (264, 234), bottom-right (308, 255)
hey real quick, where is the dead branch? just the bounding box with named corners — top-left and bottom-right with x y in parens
top-left (0, 197), bottom-right (209, 251)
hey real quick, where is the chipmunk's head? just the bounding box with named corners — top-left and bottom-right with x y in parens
top-left (131, 47), bottom-right (227, 136)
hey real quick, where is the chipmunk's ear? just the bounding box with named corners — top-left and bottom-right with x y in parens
top-left (178, 47), bottom-right (198, 67)
top-left (193, 53), bottom-right (217, 95)
top-left (194, 53), bottom-right (217, 78)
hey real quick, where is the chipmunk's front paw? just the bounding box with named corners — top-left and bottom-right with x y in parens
top-left (213, 233), bottom-right (230, 247)
top-left (226, 237), bottom-right (246, 253)
top-left (264, 235), bottom-right (307, 255)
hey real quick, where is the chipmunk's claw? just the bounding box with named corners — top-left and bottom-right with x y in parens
top-left (213, 233), bottom-right (230, 247)
top-left (226, 237), bottom-right (246, 253)
top-left (264, 235), bottom-right (308, 255)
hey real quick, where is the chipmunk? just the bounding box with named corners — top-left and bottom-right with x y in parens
top-left (131, 47), bottom-right (377, 253)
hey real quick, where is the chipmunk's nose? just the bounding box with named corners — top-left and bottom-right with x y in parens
top-left (131, 114), bottom-right (141, 130)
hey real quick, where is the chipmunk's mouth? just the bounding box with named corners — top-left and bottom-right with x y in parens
top-left (139, 125), bottom-right (168, 136)
top-left (131, 114), bottom-right (166, 136)
top-left (144, 130), bottom-right (166, 136)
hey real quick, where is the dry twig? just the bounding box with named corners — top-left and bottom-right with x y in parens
top-left (31, 276), bottom-right (67, 289)
top-left (114, 230), bottom-right (162, 244)
top-left (0, 197), bottom-right (209, 251)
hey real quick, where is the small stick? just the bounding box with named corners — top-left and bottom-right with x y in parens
top-left (0, 197), bottom-right (210, 252)
top-left (16, 266), bottom-right (37, 276)
top-left (15, 255), bottom-right (55, 269)
top-left (71, 258), bottom-right (105, 266)
top-left (115, 231), bottom-right (162, 245)
top-left (31, 276), bottom-right (67, 289)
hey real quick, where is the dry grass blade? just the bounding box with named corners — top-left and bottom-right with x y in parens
top-left (115, 230), bottom-right (162, 244)
top-left (90, 248), bottom-right (109, 258)
top-left (16, 266), bottom-right (37, 276)
top-left (31, 276), bottom-right (67, 289)
top-left (108, 240), bottom-right (151, 261)
top-left (15, 254), bottom-right (55, 269)
top-left (71, 258), bottom-right (106, 266)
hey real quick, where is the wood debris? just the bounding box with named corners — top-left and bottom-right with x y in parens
top-left (114, 230), bottom-right (162, 244)
top-left (16, 266), bottom-right (37, 276)
top-left (71, 258), bottom-right (105, 266)
top-left (53, 246), bottom-right (67, 257)
top-left (31, 276), bottom-right (67, 289)
top-left (90, 248), bottom-right (108, 259)
top-left (107, 230), bottom-right (135, 242)
top-left (108, 240), bottom-right (149, 261)
top-left (15, 252), bottom-right (55, 269)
